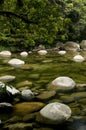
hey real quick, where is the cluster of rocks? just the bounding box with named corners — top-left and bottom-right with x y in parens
top-left (56, 40), bottom-right (86, 51)
top-left (0, 76), bottom-right (76, 130)
top-left (0, 41), bottom-right (86, 129)
top-left (0, 40), bottom-right (86, 68)
top-left (0, 51), bottom-right (29, 58)
top-left (56, 40), bottom-right (86, 62)
top-left (34, 40), bottom-right (86, 62)
top-left (0, 50), bottom-right (29, 69)
top-left (0, 74), bottom-right (86, 130)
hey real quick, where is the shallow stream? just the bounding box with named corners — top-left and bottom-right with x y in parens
top-left (0, 50), bottom-right (86, 130)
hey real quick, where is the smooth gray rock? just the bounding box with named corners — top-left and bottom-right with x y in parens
top-left (8, 58), bottom-right (25, 68)
top-left (51, 76), bottom-right (76, 89)
top-left (21, 89), bottom-right (34, 101)
top-left (73, 55), bottom-right (85, 62)
top-left (0, 50), bottom-right (11, 58)
top-left (38, 102), bottom-right (71, 124)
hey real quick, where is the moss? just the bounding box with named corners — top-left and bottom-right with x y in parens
top-left (0, 51), bottom-right (86, 87)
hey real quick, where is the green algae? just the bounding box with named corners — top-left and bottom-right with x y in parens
top-left (0, 51), bottom-right (86, 130)
top-left (0, 51), bottom-right (86, 87)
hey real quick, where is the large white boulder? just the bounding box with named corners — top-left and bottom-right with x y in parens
top-left (0, 51), bottom-right (11, 58)
top-left (51, 76), bottom-right (75, 89)
top-left (38, 50), bottom-right (48, 55)
top-left (73, 55), bottom-right (85, 62)
top-left (39, 102), bottom-right (71, 124)
top-left (8, 58), bottom-right (25, 68)
top-left (20, 51), bottom-right (28, 57)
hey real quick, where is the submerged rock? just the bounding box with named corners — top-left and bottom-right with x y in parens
top-left (5, 116), bottom-right (22, 123)
top-left (71, 91), bottom-right (86, 100)
top-left (0, 75), bottom-right (16, 83)
top-left (14, 102), bottom-right (45, 116)
top-left (21, 64), bottom-right (33, 70)
top-left (3, 123), bottom-right (33, 130)
top-left (16, 80), bottom-right (32, 88)
top-left (36, 90), bottom-right (56, 100)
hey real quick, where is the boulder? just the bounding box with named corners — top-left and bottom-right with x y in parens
top-left (38, 50), bottom-right (48, 55)
top-left (73, 55), bottom-right (85, 62)
top-left (64, 41), bottom-right (80, 51)
top-left (21, 89), bottom-right (34, 101)
top-left (20, 51), bottom-right (28, 57)
top-left (51, 76), bottom-right (76, 90)
top-left (8, 58), bottom-right (25, 68)
top-left (36, 102), bottom-right (71, 124)
top-left (0, 50), bottom-right (11, 58)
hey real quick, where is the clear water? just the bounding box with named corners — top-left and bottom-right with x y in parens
top-left (0, 50), bottom-right (86, 130)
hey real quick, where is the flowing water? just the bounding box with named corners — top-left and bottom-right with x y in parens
top-left (0, 50), bottom-right (86, 130)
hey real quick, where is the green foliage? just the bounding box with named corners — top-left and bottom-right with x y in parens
top-left (64, 0), bottom-right (86, 41)
top-left (0, 0), bottom-right (86, 50)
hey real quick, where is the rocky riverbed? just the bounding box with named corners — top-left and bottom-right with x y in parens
top-left (0, 48), bottom-right (86, 130)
